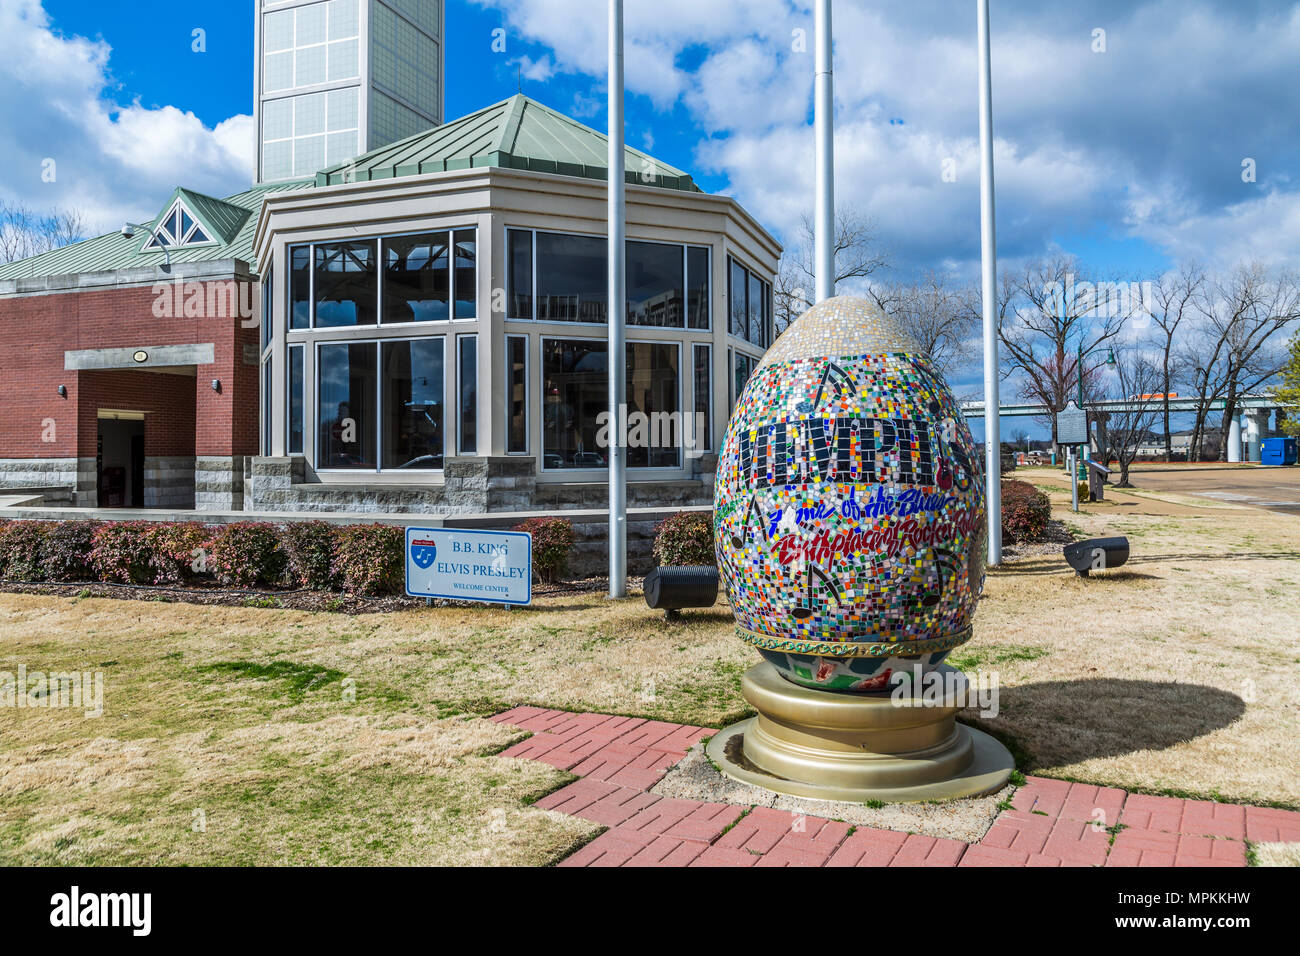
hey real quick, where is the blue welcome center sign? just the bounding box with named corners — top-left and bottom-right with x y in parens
top-left (405, 527), bottom-right (532, 605)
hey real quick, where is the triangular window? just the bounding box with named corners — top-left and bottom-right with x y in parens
top-left (145, 199), bottom-right (217, 251)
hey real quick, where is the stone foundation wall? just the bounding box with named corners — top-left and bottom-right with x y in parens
top-left (147, 457), bottom-right (197, 510)
top-left (245, 456), bottom-right (712, 517)
top-left (193, 456), bottom-right (243, 511)
top-left (0, 457), bottom-right (94, 506)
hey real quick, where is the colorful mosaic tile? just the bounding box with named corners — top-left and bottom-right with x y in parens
top-left (714, 296), bottom-right (987, 693)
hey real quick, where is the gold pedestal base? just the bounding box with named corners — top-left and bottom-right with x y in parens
top-left (706, 663), bottom-right (1014, 803)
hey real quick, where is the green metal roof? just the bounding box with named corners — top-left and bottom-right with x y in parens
top-left (0, 180), bottom-right (312, 282)
top-left (1, 95), bottom-right (708, 284)
top-left (315, 93), bottom-right (702, 192)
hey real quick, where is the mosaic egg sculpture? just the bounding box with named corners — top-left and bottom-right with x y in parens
top-left (715, 296), bottom-right (987, 693)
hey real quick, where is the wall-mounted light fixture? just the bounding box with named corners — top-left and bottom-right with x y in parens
top-left (211, 379), bottom-right (222, 393)
top-left (57, 385), bottom-right (67, 398)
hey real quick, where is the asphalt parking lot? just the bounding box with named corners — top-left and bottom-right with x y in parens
top-left (1127, 464), bottom-right (1300, 516)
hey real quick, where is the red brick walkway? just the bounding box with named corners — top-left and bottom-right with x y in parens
top-left (491, 706), bottom-right (1300, 867)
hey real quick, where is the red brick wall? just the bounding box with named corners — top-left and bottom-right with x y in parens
top-left (76, 370), bottom-right (196, 458)
top-left (0, 279), bottom-right (259, 459)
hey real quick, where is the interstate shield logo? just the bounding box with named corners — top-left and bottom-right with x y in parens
top-left (410, 537), bottom-right (437, 570)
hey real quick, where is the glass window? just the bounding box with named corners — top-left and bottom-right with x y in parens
top-left (315, 240), bottom-right (377, 327)
top-left (264, 98), bottom-right (292, 140)
top-left (729, 259), bottom-right (748, 338)
top-left (458, 335), bottom-right (478, 455)
top-left (627, 342), bottom-right (680, 468)
top-left (326, 130), bottom-right (358, 167)
top-left (542, 339), bottom-right (608, 470)
top-left (264, 10), bottom-right (294, 53)
top-left (748, 273), bottom-right (765, 347)
top-left (318, 342), bottom-right (377, 469)
top-left (326, 87), bottom-right (358, 130)
top-left (290, 245), bottom-right (312, 329)
top-left (296, 2), bottom-right (328, 46)
top-left (260, 269), bottom-right (273, 352)
top-left (295, 44), bottom-right (327, 87)
top-left (537, 232), bottom-right (606, 323)
top-left (454, 229), bottom-right (477, 319)
top-left (262, 360), bottom-right (272, 456)
top-left (263, 141), bottom-right (292, 181)
top-left (288, 344), bottom-right (304, 455)
top-left (687, 246), bottom-right (710, 330)
top-left (327, 38), bottom-right (358, 81)
top-left (329, 0), bottom-right (359, 40)
top-left (383, 232), bottom-right (448, 323)
top-left (264, 51), bottom-right (293, 92)
top-left (507, 229), bottom-right (533, 319)
top-left (506, 335), bottom-right (528, 454)
top-left (627, 241), bottom-right (683, 328)
top-left (293, 134), bottom-right (325, 177)
top-left (734, 351), bottom-right (755, 404)
top-left (382, 339), bottom-right (444, 470)
top-left (542, 339), bottom-right (681, 470)
top-left (294, 93), bottom-right (326, 136)
top-left (693, 344), bottom-right (711, 455)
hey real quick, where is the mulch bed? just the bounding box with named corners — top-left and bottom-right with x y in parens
top-left (1001, 518), bottom-right (1075, 560)
top-left (0, 575), bottom-right (645, 615)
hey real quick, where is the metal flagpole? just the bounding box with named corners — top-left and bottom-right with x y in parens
top-left (608, 0), bottom-right (627, 597)
top-left (977, 0), bottom-right (1002, 566)
top-left (814, 0), bottom-right (835, 303)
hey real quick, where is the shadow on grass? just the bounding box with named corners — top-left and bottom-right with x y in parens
top-left (991, 552), bottom-right (1300, 578)
top-left (965, 677), bottom-right (1246, 768)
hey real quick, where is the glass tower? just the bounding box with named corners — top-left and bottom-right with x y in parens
top-left (255, 0), bottom-right (444, 183)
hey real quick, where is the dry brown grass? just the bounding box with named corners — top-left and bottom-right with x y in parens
top-left (963, 483), bottom-right (1300, 808)
top-left (1, 482), bottom-right (1297, 864)
top-left (1255, 843), bottom-right (1300, 866)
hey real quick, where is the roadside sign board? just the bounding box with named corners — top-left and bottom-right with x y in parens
top-left (1056, 402), bottom-right (1088, 446)
top-left (405, 527), bottom-right (532, 605)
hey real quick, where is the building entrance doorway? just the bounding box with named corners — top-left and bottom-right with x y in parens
top-left (97, 411), bottom-right (146, 508)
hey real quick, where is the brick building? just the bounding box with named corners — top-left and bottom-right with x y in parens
top-left (0, 93), bottom-right (779, 517)
top-left (0, 184), bottom-right (304, 508)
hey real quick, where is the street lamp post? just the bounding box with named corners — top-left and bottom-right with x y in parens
top-left (1075, 342), bottom-right (1116, 497)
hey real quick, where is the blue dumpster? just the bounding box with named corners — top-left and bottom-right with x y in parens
top-left (1261, 437), bottom-right (1297, 466)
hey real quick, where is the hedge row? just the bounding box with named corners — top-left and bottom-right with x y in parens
top-left (0, 519), bottom-right (406, 596)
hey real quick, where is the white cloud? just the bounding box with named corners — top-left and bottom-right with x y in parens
top-left (0, 0), bottom-right (253, 235)
top-left (477, 0), bottom-right (1300, 278)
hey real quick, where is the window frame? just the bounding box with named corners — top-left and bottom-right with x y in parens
top-left (505, 333), bottom-right (530, 456)
top-left (692, 342), bottom-right (712, 456)
top-left (287, 225), bottom-right (479, 331)
top-left (312, 334), bottom-right (450, 475)
top-left (726, 254), bottom-right (772, 348)
top-left (538, 334), bottom-right (684, 474)
top-left (287, 342), bottom-right (305, 456)
top-left (457, 333), bottom-right (478, 456)
top-left (505, 226), bottom-right (711, 331)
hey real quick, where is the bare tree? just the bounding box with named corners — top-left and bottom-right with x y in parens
top-left (0, 201), bottom-right (86, 264)
top-left (775, 206), bottom-right (890, 333)
top-left (864, 272), bottom-right (981, 377)
top-left (1146, 264), bottom-right (1204, 461)
top-left (1183, 264), bottom-right (1300, 460)
top-left (995, 256), bottom-right (1137, 454)
top-left (1097, 350), bottom-right (1163, 487)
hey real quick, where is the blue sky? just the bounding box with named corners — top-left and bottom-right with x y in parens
top-left (8, 0), bottom-right (1300, 438)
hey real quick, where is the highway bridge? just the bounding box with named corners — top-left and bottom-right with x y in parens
top-left (960, 394), bottom-right (1283, 463)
